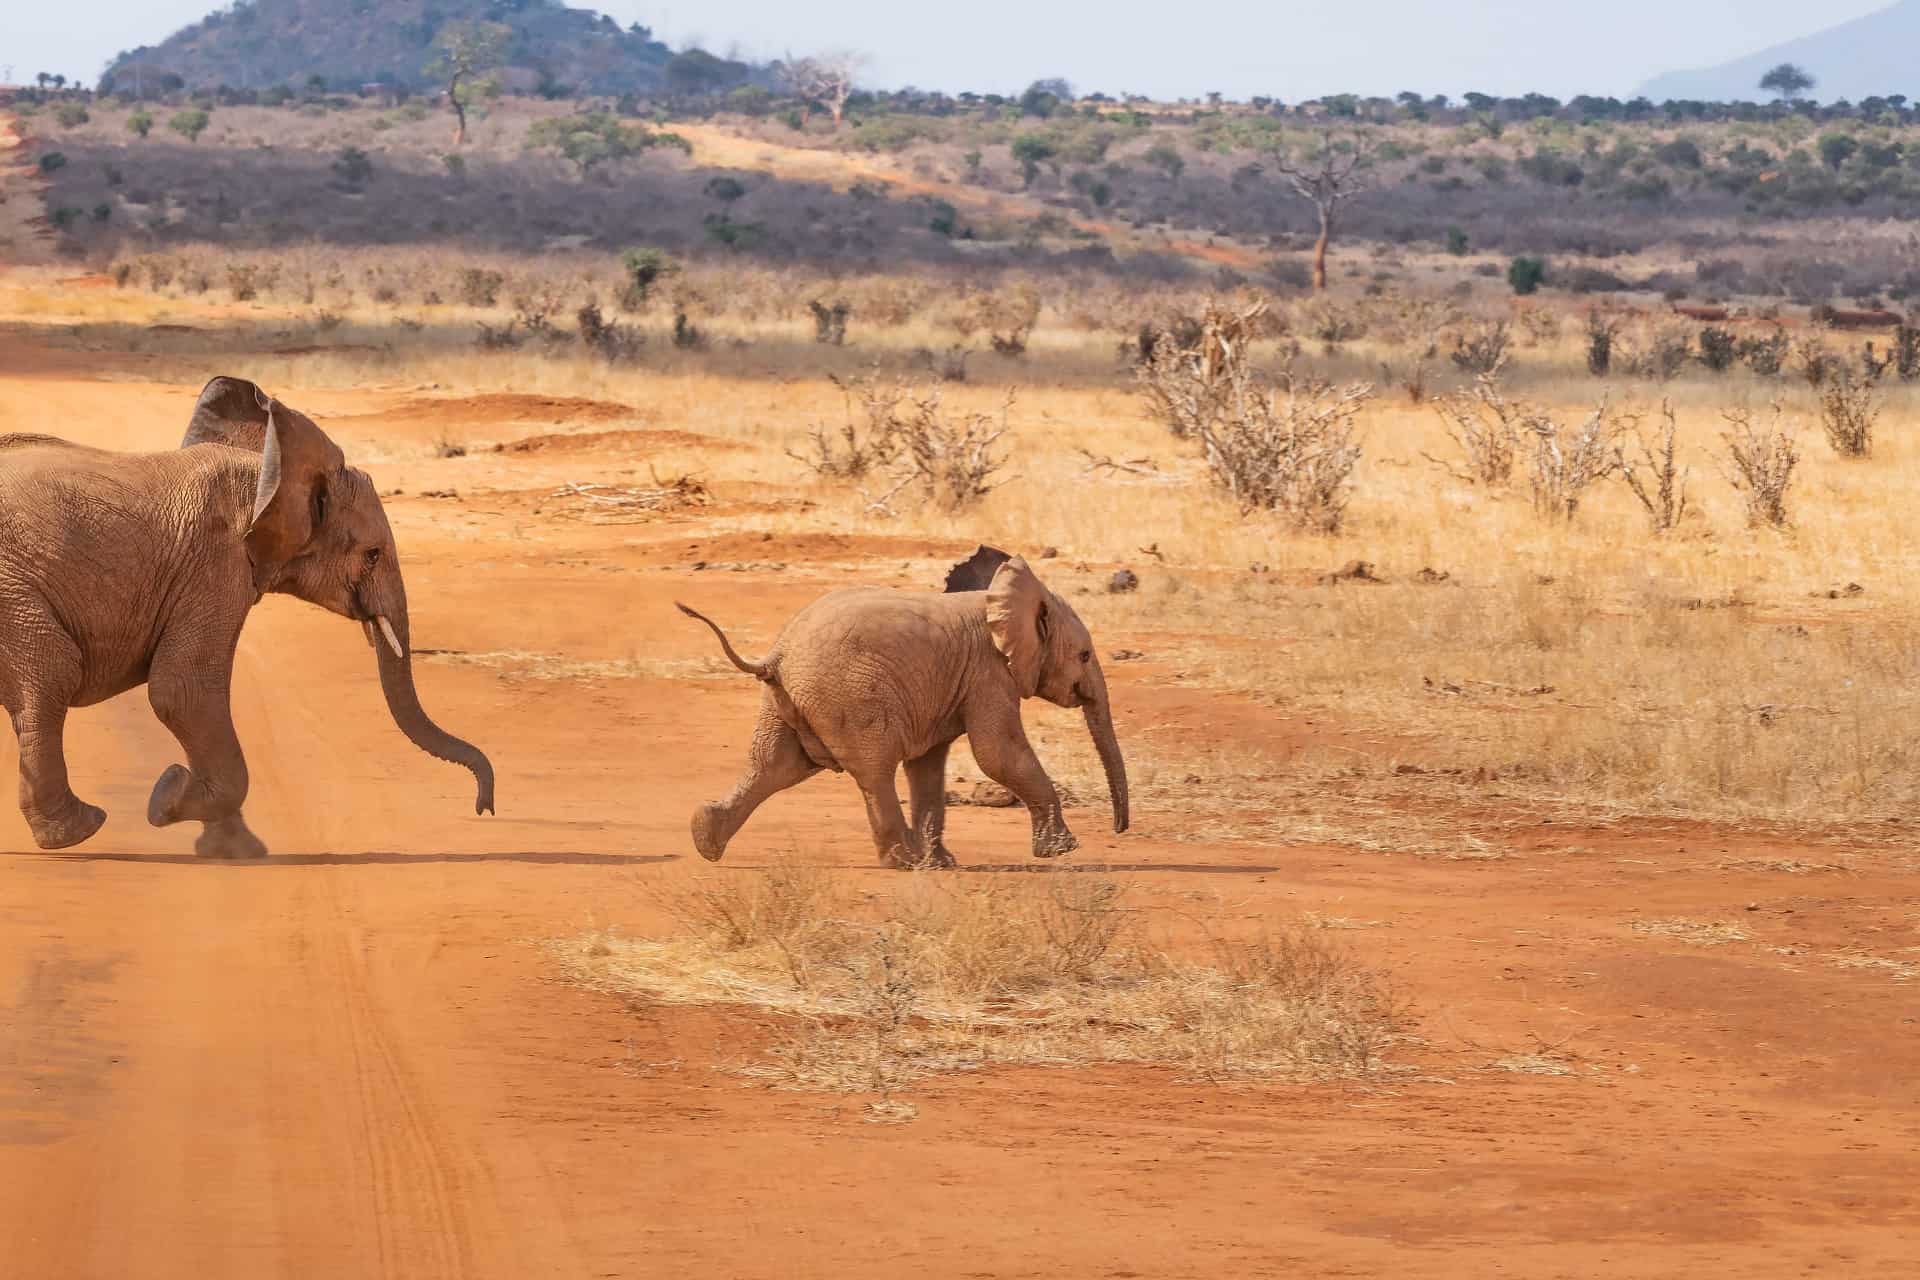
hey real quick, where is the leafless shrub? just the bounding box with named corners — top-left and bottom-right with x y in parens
top-left (787, 369), bottom-right (908, 479)
top-left (1739, 329), bottom-right (1791, 377)
top-left (1301, 298), bottom-right (1363, 353)
top-left (808, 298), bottom-right (851, 345)
top-left (671, 311), bottom-right (706, 349)
top-left (1377, 353), bottom-right (1431, 403)
top-left (1794, 337), bottom-right (1839, 387)
top-left (1195, 369), bottom-right (1371, 530)
top-left (876, 387), bottom-right (1015, 513)
top-left (1615, 400), bottom-right (1691, 532)
top-left (1614, 322), bottom-right (1691, 381)
top-left (1522, 397), bottom-right (1622, 521)
top-left (1721, 405), bottom-right (1800, 528)
top-left (912, 343), bottom-right (971, 383)
top-left (792, 370), bottom-right (1012, 512)
top-left (1447, 319), bottom-right (1510, 375)
top-left (1817, 366), bottom-right (1880, 458)
top-left (1135, 296), bottom-right (1268, 439)
top-left (575, 301), bottom-right (644, 363)
top-left (1585, 310), bottom-right (1619, 376)
top-left (1427, 366), bottom-right (1520, 485)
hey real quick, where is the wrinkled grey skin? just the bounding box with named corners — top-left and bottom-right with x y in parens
top-left (679, 545), bottom-right (1129, 869)
top-left (0, 376), bottom-right (494, 857)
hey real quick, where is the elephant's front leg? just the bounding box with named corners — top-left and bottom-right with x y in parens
top-left (967, 717), bottom-right (1077, 859)
top-left (904, 742), bottom-right (958, 869)
top-left (145, 661), bottom-right (264, 859)
top-left (11, 702), bottom-right (107, 850)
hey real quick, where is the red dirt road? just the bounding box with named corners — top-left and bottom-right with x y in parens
top-left (3, 358), bottom-right (1919, 1276)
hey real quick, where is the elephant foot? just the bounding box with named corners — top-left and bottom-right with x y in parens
top-left (1031, 826), bottom-right (1079, 859)
top-left (146, 764), bottom-right (192, 828)
top-left (195, 815), bottom-right (267, 860)
top-left (881, 836), bottom-right (954, 871)
top-left (690, 804), bottom-right (729, 862)
top-left (26, 799), bottom-right (107, 851)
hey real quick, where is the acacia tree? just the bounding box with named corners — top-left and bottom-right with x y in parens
top-left (1271, 129), bottom-right (1376, 292)
top-left (1760, 63), bottom-right (1815, 102)
top-left (426, 20), bottom-right (510, 147)
top-left (778, 50), bottom-right (864, 126)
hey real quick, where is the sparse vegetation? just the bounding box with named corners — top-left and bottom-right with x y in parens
top-left (560, 863), bottom-right (1409, 1092)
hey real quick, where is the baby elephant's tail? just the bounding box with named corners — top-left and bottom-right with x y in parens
top-left (676, 602), bottom-right (773, 681)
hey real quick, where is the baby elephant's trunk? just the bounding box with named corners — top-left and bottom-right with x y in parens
top-left (676, 603), bottom-right (773, 681)
top-left (1081, 660), bottom-right (1130, 834)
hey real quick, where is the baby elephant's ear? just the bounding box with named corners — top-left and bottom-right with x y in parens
top-left (985, 556), bottom-right (1049, 697)
top-left (182, 376), bottom-right (273, 451)
top-left (943, 544), bottom-right (1014, 593)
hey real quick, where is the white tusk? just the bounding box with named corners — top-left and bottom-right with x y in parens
top-left (376, 615), bottom-right (405, 659)
top-left (362, 621), bottom-right (377, 649)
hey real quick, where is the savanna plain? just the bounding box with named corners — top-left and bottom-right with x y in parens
top-left (2, 98), bottom-right (1919, 1279)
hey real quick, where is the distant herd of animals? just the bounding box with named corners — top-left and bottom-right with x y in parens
top-left (0, 378), bottom-right (1126, 868)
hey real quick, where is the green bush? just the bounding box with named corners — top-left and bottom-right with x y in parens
top-left (126, 110), bottom-right (153, 138)
top-left (618, 247), bottom-right (677, 307)
top-left (37, 152), bottom-right (66, 174)
top-left (168, 109), bottom-right (211, 143)
top-left (526, 112), bottom-right (689, 176)
top-left (1010, 134), bottom-right (1057, 187)
top-left (1445, 226), bottom-right (1470, 256)
top-left (1508, 256), bottom-right (1548, 295)
top-left (54, 103), bottom-right (90, 128)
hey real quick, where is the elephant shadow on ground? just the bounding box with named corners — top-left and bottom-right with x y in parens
top-left (28, 850), bottom-right (680, 868)
top-left (959, 861), bottom-right (1282, 876)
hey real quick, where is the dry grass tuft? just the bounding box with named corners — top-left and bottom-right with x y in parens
top-left (1631, 918), bottom-right (1750, 946)
top-left (559, 860), bottom-right (1411, 1093)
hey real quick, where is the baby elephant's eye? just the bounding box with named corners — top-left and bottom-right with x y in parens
top-left (1079, 649), bottom-right (1092, 663)
top-left (365, 547), bottom-right (383, 567)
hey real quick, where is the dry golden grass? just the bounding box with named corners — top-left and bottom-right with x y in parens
top-left (558, 857), bottom-right (1410, 1094)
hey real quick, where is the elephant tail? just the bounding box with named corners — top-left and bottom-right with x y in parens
top-left (676, 603), bottom-right (774, 681)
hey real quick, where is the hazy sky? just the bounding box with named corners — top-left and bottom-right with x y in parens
top-left (3, 0), bottom-right (1892, 98)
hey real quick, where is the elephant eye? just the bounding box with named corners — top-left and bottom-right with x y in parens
top-left (365, 547), bottom-right (382, 567)
top-left (310, 485), bottom-right (328, 528)
top-left (1079, 649), bottom-right (1092, 663)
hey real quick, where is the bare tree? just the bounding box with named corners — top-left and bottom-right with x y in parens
top-left (1271, 130), bottom-right (1376, 292)
top-left (779, 50), bottom-right (865, 127)
top-left (425, 21), bottom-right (509, 147)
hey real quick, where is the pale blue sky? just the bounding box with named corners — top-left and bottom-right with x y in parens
top-left (2, 0), bottom-right (1889, 99)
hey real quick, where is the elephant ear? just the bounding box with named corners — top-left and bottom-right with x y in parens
top-left (944, 544), bottom-right (1014, 593)
top-left (186, 378), bottom-right (347, 583)
top-left (182, 375), bottom-right (272, 451)
top-left (985, 556), bottom-right (1050, 698)
top-left (246, 399), bottom-right (346, 580)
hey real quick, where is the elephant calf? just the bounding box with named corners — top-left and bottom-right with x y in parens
top-left (679, 545), bottom-right (1128, 869)
top-left (0, 376), bottom-right (493, 856)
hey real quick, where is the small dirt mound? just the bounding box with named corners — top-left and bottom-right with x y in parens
top-left (346, 393), bottom-right (641, 429)
top-left (499, 429), bottom-right (746, 455)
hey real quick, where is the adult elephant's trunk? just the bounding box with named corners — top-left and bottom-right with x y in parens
top-left (1081, 661), bottom-right (1129, 834)
top-left (363, 585), bottom-right (495, 816)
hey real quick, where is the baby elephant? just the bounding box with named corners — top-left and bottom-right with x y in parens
top-left (678, 545), bottom-right (1129, 869)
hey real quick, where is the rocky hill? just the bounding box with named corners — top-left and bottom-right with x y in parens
top-left (99, 0), bottom-right (754, 97)
top-left (1639, 2), bottom-right (1920, 103)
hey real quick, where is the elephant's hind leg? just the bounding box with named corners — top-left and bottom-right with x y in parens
top-left (904, 742), bottom-right (958, 869)
top-left (693, 699), bottom-right (821, 861)
top-left (11, 702), bottom-right (106, 851)
top-left (853, 768), bottom-right (930, 870)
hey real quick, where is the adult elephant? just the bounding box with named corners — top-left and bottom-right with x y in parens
top-left (0, 376), bottom-right (494, 856)
top-left (678, 545), bottom-right (1128, 869)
